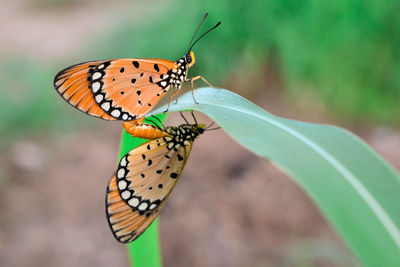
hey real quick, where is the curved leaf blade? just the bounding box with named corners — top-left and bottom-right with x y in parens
top-left (150, 87), bottom-right (400, 267)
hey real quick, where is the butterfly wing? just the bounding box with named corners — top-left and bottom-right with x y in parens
top-left (106, 137), bottom-right (192, 243)
top-left (106, 175), bottom-right (166, 243)
top-left (54, 60), bottom-right (115, 120)
top-left (90, 59), bottom-right (176, 121)
top-left (54, 58), bottom-right (177, 121)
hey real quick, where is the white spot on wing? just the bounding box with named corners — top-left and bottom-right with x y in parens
top-left (118, 180), bottom-right (127, 190)
top-left (92, 72), bottom-right (102, 80)
top-left (111, 109), bottom-right (121, 117)
top-left (122, 114), bottom-right (128, 120)
top-left (92, 82), bottom-right (101, 92)
top-left (95, 94), bottom-right (103, 103)
top-left (138, 202), bottom-right (148, 211)
top-left (117, 168), bottom-right (125, 178)
top-left (121, 190), bottom-right (131, 200)
top-left (128, 198), bottom-right (139, 207)
top-left (167, 143), bottom-right (174, 149)
top-left (120, 157), bottom-right (127, 167)
top-left (149, 204), bottom-right (157, 210)
top-left (101, 102), bottom-right (111, 111)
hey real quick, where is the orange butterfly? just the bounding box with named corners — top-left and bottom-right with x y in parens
top-left (53, 13), bottom-right (220, 122)
top-left (106, 113), bottom-right (218, 243)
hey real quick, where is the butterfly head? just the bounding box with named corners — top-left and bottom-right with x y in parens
top-left (193, 123), bottom-right (206, 134)
top-left (178, 123), bottom-right (206, 138)
top-left (184, 51), bottom-right (196, 68)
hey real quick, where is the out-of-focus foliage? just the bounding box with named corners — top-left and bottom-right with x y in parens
top-left (98, 0), bottom-right (400, 124)
top-left (0, 59), bottom-right (95, 143)
top-left (2, 0), bottom-right (399, 139)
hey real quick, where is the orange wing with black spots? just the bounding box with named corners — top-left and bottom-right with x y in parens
top-left (106, 124), bottom-right (205, 243)
top-left (89, 59), bottom-right (178, 121)
top-left (106, 175), bottom-right (168, 243)
top-left (54, 58), bottom-right (179, 122)
top-left (54, 60), bottom-right (115, 120)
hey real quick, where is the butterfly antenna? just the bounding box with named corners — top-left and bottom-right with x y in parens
top-left (188, 21), bottom-right (221, 53)
top-left (180, 111), bottom-right (190, 124)
top-left (187, 12), bottom-right (209, 53)
top-left (205, 121), bottom-right (221, 131)
top-left (205, 121), bottom-right (215, 129)
top-left (191, 110), bottom-right (198, 125)
top-left (206, 126), bottom-right (221, 131)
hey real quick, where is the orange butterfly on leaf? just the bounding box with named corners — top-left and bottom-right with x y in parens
top-left (106, 112), bottom-right (219, 243)
top-left (53, 13), bottom-right (220, 123)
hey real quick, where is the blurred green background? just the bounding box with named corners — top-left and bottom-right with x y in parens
top-left (0, 0), bottom-right (399, 266)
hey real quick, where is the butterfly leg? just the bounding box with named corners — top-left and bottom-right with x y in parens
top-left (163, 89), bottom-right (181, 113)
top-left (188, 76), bottom-right (213, 104)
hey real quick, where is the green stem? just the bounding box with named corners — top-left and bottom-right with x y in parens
top-left (118, 114), bottom-right (167, 267)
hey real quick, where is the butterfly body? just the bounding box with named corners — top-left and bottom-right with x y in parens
top-left (106, 123), bottom-right (205, 243)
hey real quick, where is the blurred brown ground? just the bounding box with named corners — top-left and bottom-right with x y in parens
top-left (1, 1), bottom-right (399, 267)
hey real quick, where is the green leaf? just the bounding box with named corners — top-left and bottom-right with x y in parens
top-left (148, 87), bottom-right (400, 267)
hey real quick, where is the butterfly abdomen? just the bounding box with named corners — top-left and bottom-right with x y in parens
top-left (123, 121), bottom-right (169, 140)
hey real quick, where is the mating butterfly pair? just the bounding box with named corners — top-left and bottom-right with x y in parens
top-left (53, 13), bottom-right (221, 243)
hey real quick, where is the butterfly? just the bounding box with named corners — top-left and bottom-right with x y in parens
top-left (105, 113), bottom-right (218, 243)
top-left (53, 12), bottom-right (221, 122)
